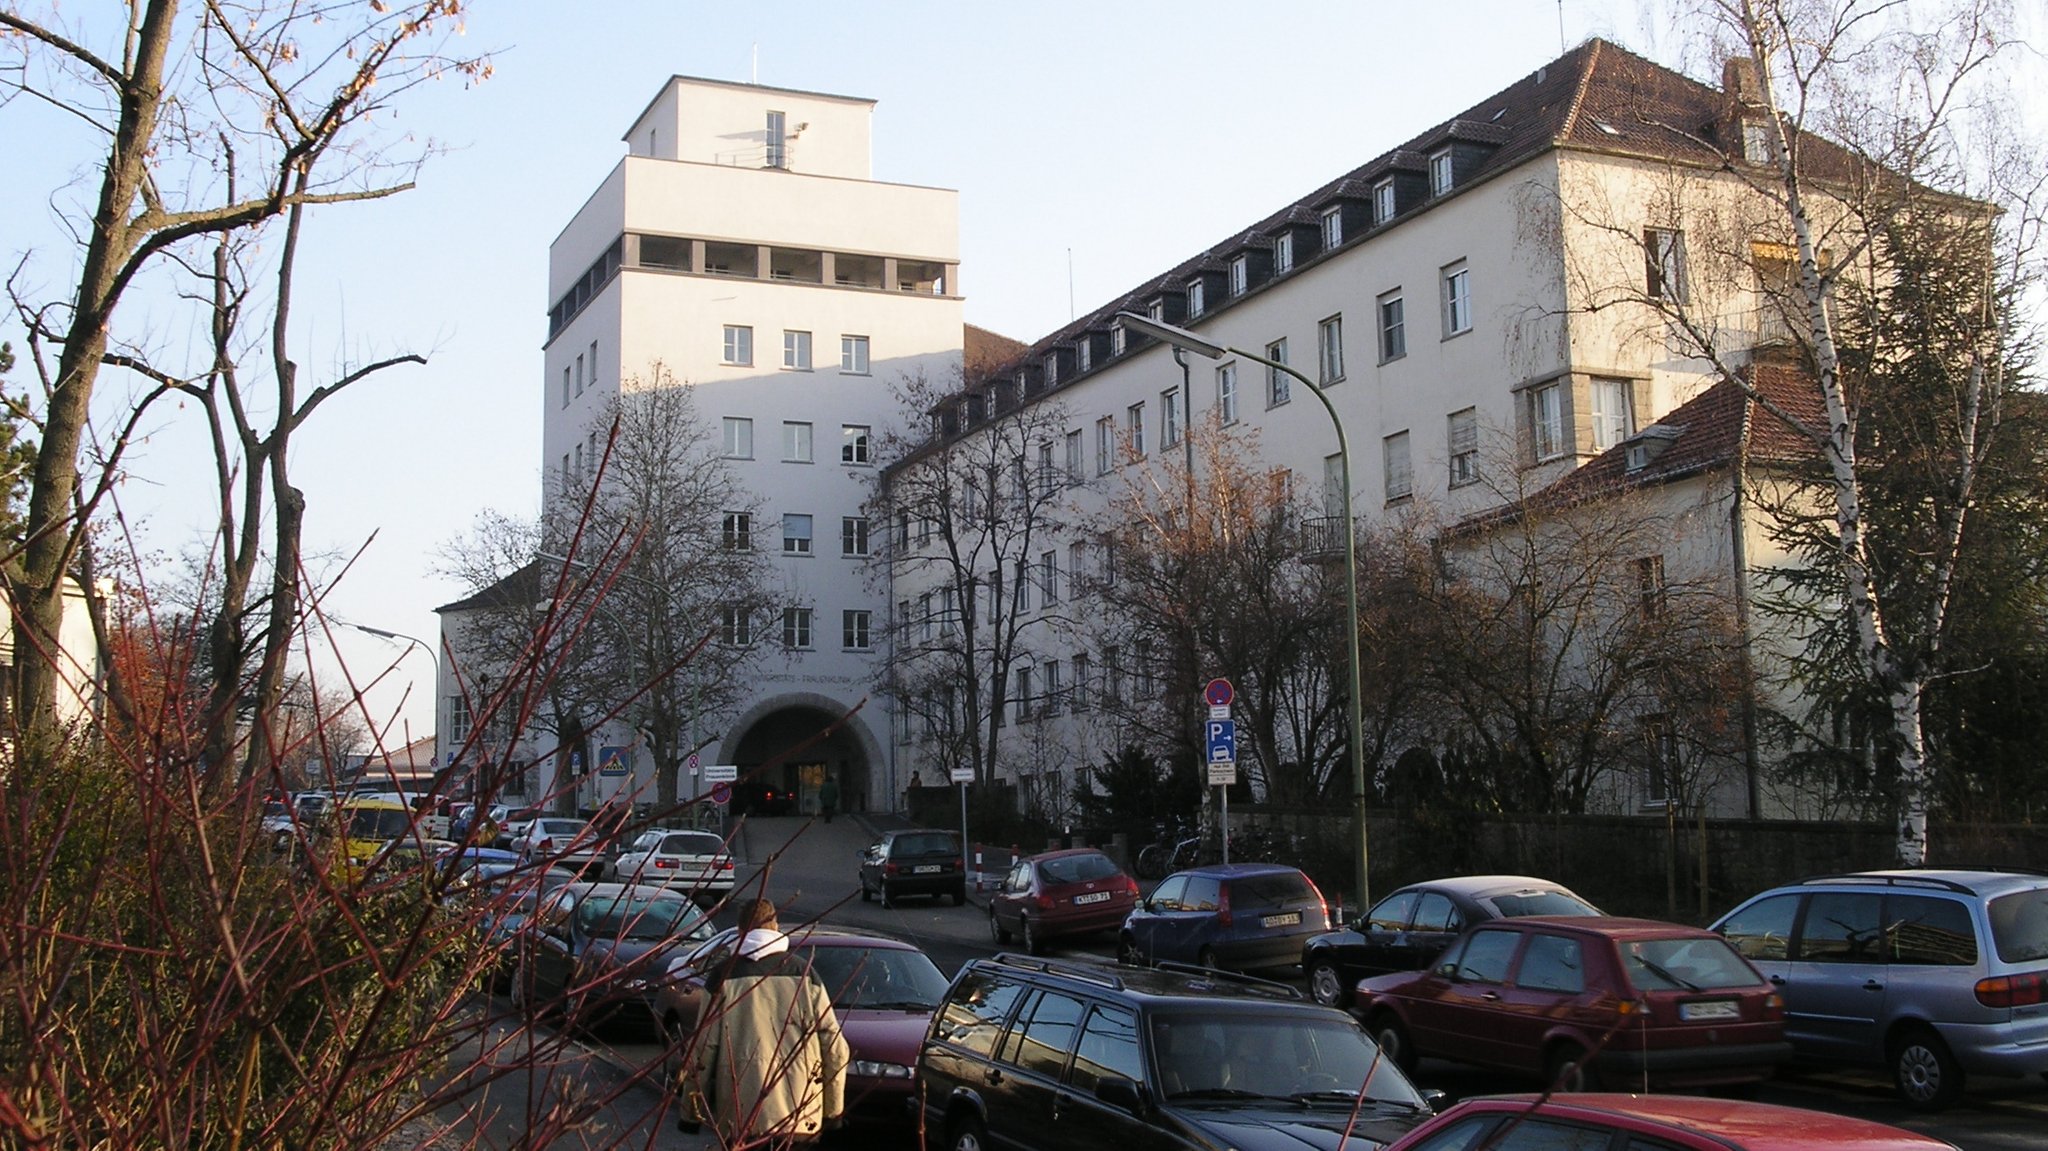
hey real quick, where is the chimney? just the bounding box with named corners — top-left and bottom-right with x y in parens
top-left (1723, 56), bottom-right (1763, 106)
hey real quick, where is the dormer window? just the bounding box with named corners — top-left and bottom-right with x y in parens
top-left (1043, 356), bottom-right (1058, 386)
top-left (1229, 255), bottom-right (1249, 296)
top-left (1321, 207), bottom-right (1343, 250)
top-left (1147, 299), bottom-right (1165, 322)
top-left (1429, 149), bottom-right (1454, 197)
top-left (1373, 179), bottom-right (1396, 225)
top-left (1111, 323), bottom-right (1126, 356)
top-left (1274, 233), bottom-right (1294, 274)
top-left (1077, 339), bottom-right (1092, 372)
top-left (1187, 279), bottom-right (1206, 317)
top-left (1741, 120), bottom-right (1772, 164)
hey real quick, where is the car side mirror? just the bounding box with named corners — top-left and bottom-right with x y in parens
top-left (1095, 1076), bottom-right (1147, 1115)
top-left (1421, 1088), bottom-right (1447, 1113)
top-left (1436, 961), bottom-right (1459, 979)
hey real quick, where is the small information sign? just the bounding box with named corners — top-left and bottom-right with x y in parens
top-left (701, 764), bottom-right (739, 783)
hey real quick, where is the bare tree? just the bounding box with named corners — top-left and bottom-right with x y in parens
top-left (0, 0), bottom-right (487, 765)
top-left (871, 370), bottom-right (1077, 785)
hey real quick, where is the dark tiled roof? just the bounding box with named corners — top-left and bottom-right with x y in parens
top-left (435, 560), bottom-right (550, 614)
top-left (965, 323), bottom-right (1028, 379)
top-left (1461, 362), bottom-right (1827, 532)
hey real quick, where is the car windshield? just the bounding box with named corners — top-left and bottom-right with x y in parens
top-left (1486, 890), bottom-right (1600, 918)
top-left (801, 945), bottom-right (949, 1009)
top-left (1989, 888), bottom-right (2048, 963)
top-left (659, 833), bottom-right (725, 857)
top-left (538, 820), bottom-right (588, 837)
top-left (348, 808), bottom-right (414, 839)
top-left (893, 833), bottom-right (958, 857)
top-left (578, 895), bottom-right (706, 941)
top-left (1620, 937), bottom-right (1762, 991)
top-left (1039, 854), bottom-right (1121, 885)
top-left (1151, 1013), bottom-right (1426, 1108)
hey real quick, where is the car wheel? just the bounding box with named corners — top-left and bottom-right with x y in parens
top-left (1366, 1012), bottom-right (1416, 1074)
top-left (880, 883), bottom-right (896, 910)
top-left (510, 963), bottom-right (543, 1018)
top-left (990, 908), bottom-right (1012, 945)
top-left (1890, 1026), bottom-right (1964, 1110)
top-left (947, 1114), bottom-right (988, 1151)
top-left (1116, 933), bottom-right (1143, 967)
top-left (859, 876), bottom-right (873, 903)
top-left (1545, 1042), bottom-right (1596, 1092)
top-left (1308, 959), bottom-right (1349, 1009)
top-left (1022, 917), bottom-right (1043, 956)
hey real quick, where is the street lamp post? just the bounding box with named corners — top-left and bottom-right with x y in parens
top-left (1114, 311), bottom-right (1370, 913)
top-left (347, 621), bottom-right (445, 784)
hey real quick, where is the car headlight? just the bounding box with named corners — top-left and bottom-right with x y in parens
top-left (849, 1061), bottom-right (913, 1079)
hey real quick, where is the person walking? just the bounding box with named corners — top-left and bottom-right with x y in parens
top-left (817, 774), bottom-right (839, 824)
top-left (678, 899), bottom-right (849, 1144)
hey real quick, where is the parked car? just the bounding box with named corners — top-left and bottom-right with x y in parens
top-left (918, 953), bottom-right (1436, 1151)
top-left (1302, 874), bottom-right (1602, 1008)
top-left (989, 848), bottom-right (1141, 955)
top-left (1378, 1094), bottom-right (1959, 1151)
top-left (327, 797), bottom-right (425, 872)
top-left (261, 800), bottom-right (298, 851)
top-left (1117, 863), bottom-right (1331, 973)
top-left (732, 781), bottom-right (796, 816)
top-left (493, 805), bottom-right (548, 848)
top-left (1710, 868), bottom-right (2048, 1109)
top-left (655, 925), bottom-right (950, 1127)
top-left (859, 828), bottom-right (966, 907)
top-left (1355, 916), bottom-right (1790, 1092)
top-left (468, 865), bottom-right (579, 991)
top-left (511, 881), bottom-right (714, 1034)
top-left (608, 828), bottom-right (736, 903)
top-left (513, 816), bottom-right (605, 875)
top-left (450, 803), bottom-right (509, 845)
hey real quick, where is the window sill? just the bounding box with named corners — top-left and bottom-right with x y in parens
top-left (1384, 493), bottom-right (1414, 506)
top-left (1321, 375), bottom-right (1345, 387)
top-left (1442, 327), bottom-right (1472, 342)
top-left (782, 366), bottom-right (814, 373)
top-left (1267, 398), bottom-right (1292, 410)
top-left (840, 370), bottom-right (872, 377)
top-left (1447, 477), bottom-right (1478, 490)
top-left (1379, 353), bottom-right (1406, 365)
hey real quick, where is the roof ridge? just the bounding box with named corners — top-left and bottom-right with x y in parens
top-left (1557, 38), bottom-right (1604, 146)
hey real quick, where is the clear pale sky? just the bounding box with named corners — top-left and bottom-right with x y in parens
top-left (3, 1), bottom-right (2022, 746)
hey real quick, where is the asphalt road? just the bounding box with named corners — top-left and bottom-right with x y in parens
top-left (471, 813), bottom-right (2048, 1150)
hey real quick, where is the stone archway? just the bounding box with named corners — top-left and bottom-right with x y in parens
top-left (718, 693), bottom-right (882, 817)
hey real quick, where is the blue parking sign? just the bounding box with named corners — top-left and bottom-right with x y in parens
top-left (1205, 719), bottom-right (1236, 764)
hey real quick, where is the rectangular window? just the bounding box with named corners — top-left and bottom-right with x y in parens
top-left (841, 516), bottom-right (869, 557)
top-left (1036, 441), bottom-right (1056, 498)
top-left (1318, 315), bottom-right (1345, 383)
top-left (1217, 362), bottom-right (1238, 424)
top-left (1637, 555), bottom-right (1667, 618)
top-left (1127, 402), bottom-right (1146, 457)
top-left (722, 324), bottom-right (753, 366)
top-left (1041, 550), bottom-right (1059, 605)
top-left (1044, 660), bottom-right (1063, 717)
top-left (1379, 292), bottom-right (1406, 361)
top-left (782, 607), bottom-right (812, 649)
top-left (782, 421), bottom-right (813, 462)
top-left (1064, 429), bottom-right (1084, 483)
top-left (843, 609), bottom-right (871, 651)
top-left (1273, 233), bottom-right (1294, 273)
top-left (1646, 227), bottom-right (1689, 303)
top-left (1741, 120), bottom-right (1772, 164)
top-left (722, 511), bottom-right (753, 551)
top-left (940, 587), bottom-right (958, 635)
top-left (1590, 378), bottom-right (1634, 451)
top-left (1105, 645), bottom-right (1122, 703)
top-left (765, 109), bottom-right (787, 168)
top-left (1015, 667), bottom-right (1033, 723)
top-left (721, 606), bottom-right (753, 647)
top-left (561, 366), bottom-right (571, 409)
top-left (1447, 408), bottom-right (1478, 487)
top-left (1187, 279), bottom-right (1205, 317)
top-left (1067, 541), bottom-right (1085, 596)
top-left (782, 329), bottom-right (812, 370)
top-left (841, 334), bottom-right (870, 374)
top-left (1096, 416), bottom-right (1115, 474)
top-left (1531, 382), bottom-right (1566, 461)
top-left (1071, 653), bottom-right (1091, 712)
top-left (1266, 339), bottom-right (1290, 406)
top-left (1161, 387), bottom-right (1181, 448)
top-left (1429, 148), bottom-right (1454, 196)
top-left (1110, 323), bottom-right (1126, 356)
top-left (1321, 206), bottom-right (1343, 249)
top-left (987, 570), bottom-right (1001, 624)
top-left (1044, 354), bottom-right (1059, 386)
top-left (1321, 453), bottom-right (1346, 518)
top-left (782, 513), bottom-right (813, 555)
top-left (573, 442), bottom-right (583, 481)
top-left (1373, 178), bottom-right (1395, 225)
top-left (1015, 560), bottom-right (1032, 612)
top-left (1383, 430), bottom-right (1413, 501)
top-left (722, 417), bottom-right (753, 459)
top-left (1078, 340), bottom-right (1094, 373)
top-left (588, 341), bottom-right (599, 390)
top-left (1442, 262), bottom-right (1472, 335)
top-left (919, 592), bottom-right (935, 641)
top-left (1229, 255), bottom-right (1248, 296)
top-left (841, 424), bottom-right (871, 465)
top-left (575, 353), bottom-right (584, 397)
top-left (448, 693), bottom-right (471, 744)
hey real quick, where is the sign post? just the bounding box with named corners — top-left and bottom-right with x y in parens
top-left (950, 766), bottom-right (974, 886)
top-left (1204, 678), bottom-right (1237, 865)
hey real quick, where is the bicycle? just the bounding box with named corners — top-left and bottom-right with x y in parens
top-left (1133, 819), bottom-right (1196, 880)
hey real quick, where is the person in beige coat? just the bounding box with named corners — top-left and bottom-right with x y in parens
top-left (679, 900), bottom-right (849, 1145)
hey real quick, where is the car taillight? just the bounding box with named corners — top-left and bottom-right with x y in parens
top-left (720, 859), bottom-right (734, 871)
top-left (1764, 993), bottom-right (1785, 1018)
top-left (1123, 876), bottom-right (1140, 896)
top-left (1035, 894), bottom-right (1054, 911)
top-left (1976, 972), bottom-right (2047, 1008)
top-left (654, 858), bottom-right (676, 869)
top-left (1216, 884), bottom-right (1233, 928)
top-left (885, 862), bottom-right (900, 875)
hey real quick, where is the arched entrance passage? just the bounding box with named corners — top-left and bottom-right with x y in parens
top-left (721, 694), bottom-right (881, 817)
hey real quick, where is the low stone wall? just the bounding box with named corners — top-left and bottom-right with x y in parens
top-left (1232, 806), bottom-right (2047, 925)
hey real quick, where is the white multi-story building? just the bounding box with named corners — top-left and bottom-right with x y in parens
top-left (441, 76), bottom-right (973, 815)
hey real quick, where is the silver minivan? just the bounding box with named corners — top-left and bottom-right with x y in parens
top-left (1711, 869), bottom-right (2048, 1109)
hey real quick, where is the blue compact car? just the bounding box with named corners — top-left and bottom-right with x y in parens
top-left (1118, 862), bottom-right (1331, 974)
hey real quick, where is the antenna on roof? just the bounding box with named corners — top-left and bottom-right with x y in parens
top-left (1557, 0), bottom-right (1566, 54)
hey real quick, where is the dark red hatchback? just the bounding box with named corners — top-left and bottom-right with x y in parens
top-left (987, 848), bottom-right (1140, 954)
top-left (1380, 1094), bottom-right (1958, 1151)
top-left (1356, 916), bottom-right (1790, 1092)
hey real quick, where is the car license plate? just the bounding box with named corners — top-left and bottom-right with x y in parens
top-left (1681, 1000), bottom-right (1739, 1021)
top-left (913, 864), bottom-right (941, 874)
top-left (1073, 891), bottom-right (1112, 905)
top-left (1261, 912), bottom-right (1301, 928)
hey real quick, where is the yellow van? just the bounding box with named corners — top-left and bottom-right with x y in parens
top-left (332, 798), bottom-right (420, 870)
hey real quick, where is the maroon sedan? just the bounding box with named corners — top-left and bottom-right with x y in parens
top-left (987, 847), bottom-right (1140, 954)
top-left (654, 925), bottom-right (948, 1127)
top-left (1356, 916), bottom-right (1790, 1091)
top-left (1380, 1094), bottom-right (1958, 1151)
